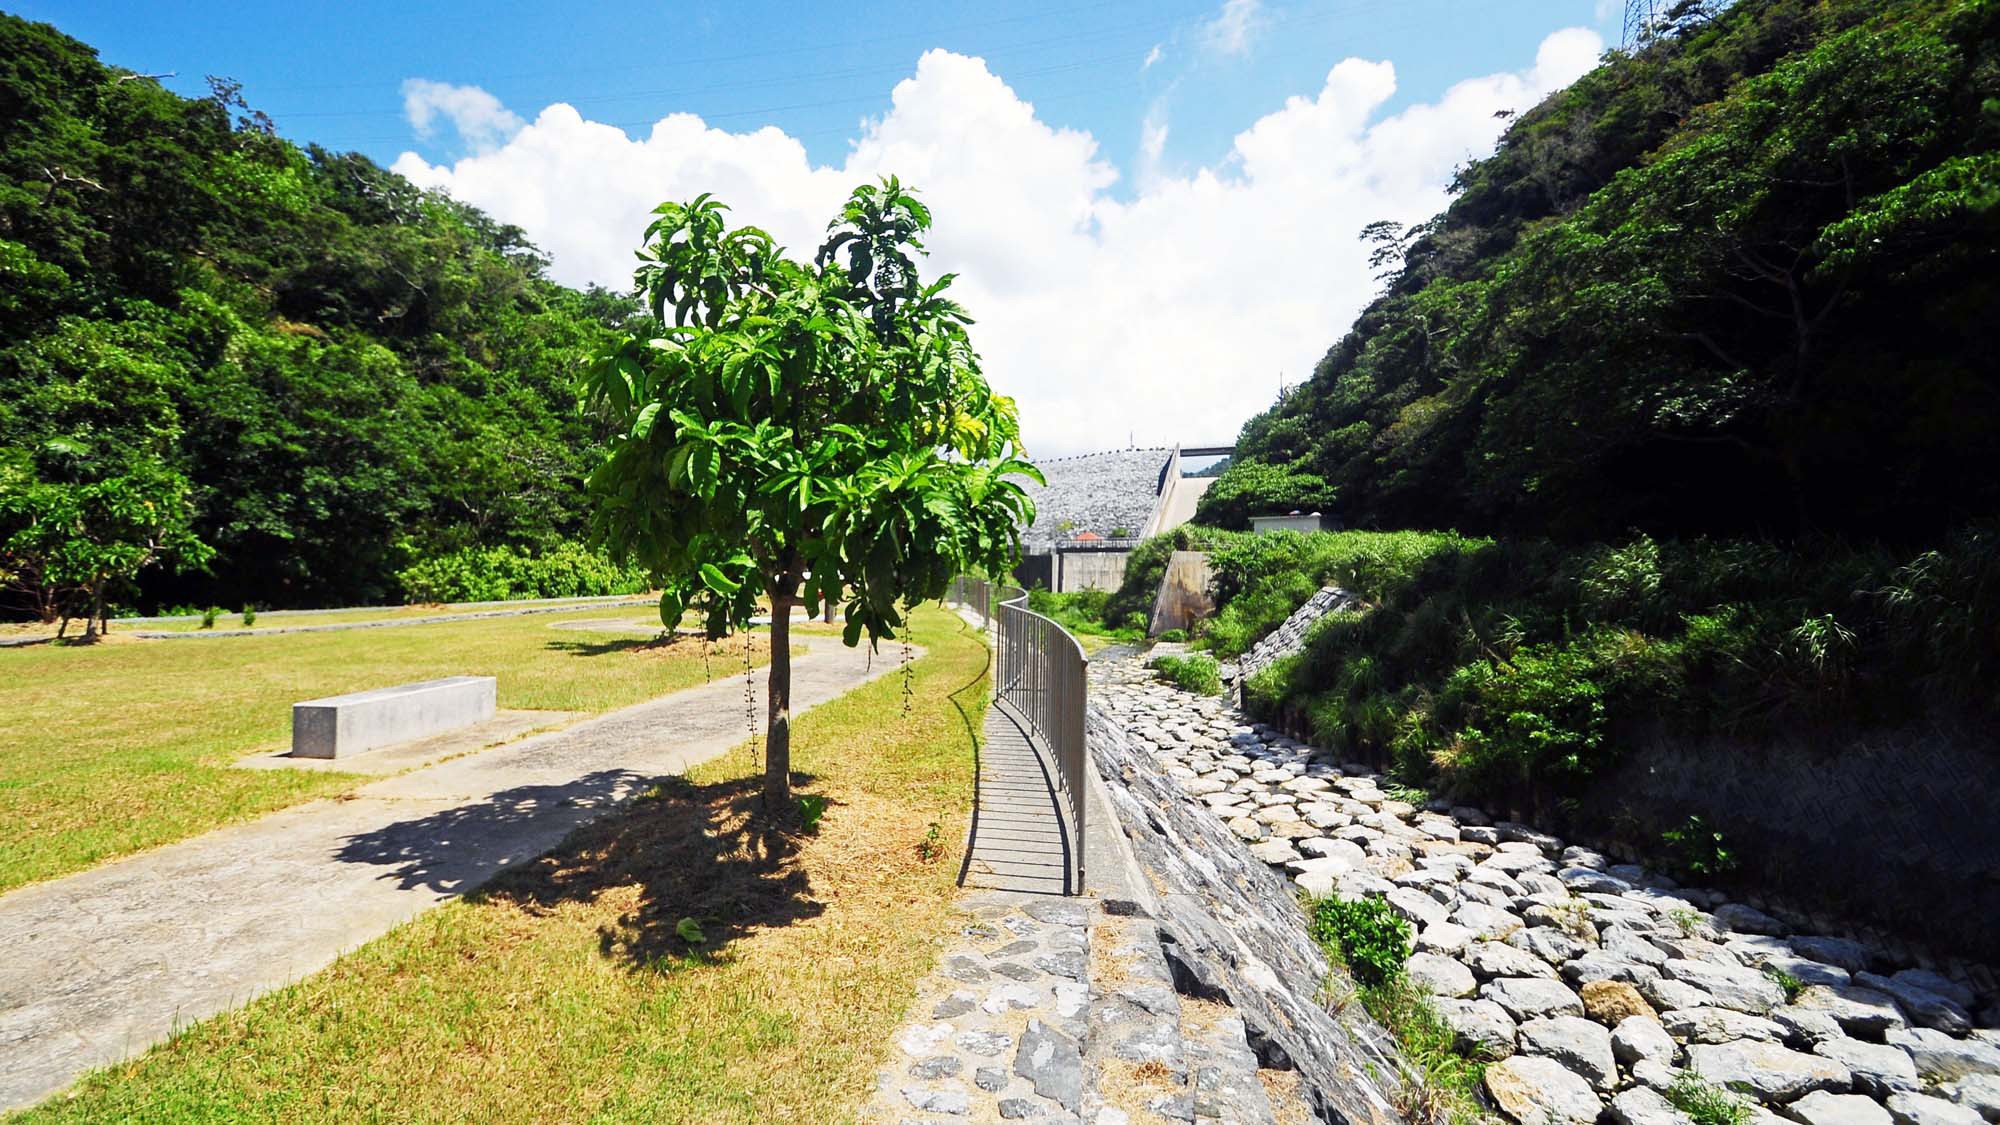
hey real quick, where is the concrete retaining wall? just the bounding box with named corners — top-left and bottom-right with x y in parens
top-left (291, 675), bottom-right (497, 759)
top-left (1053, 549), bottom-right (1131, 593)
top-left (1573, 722), bottom-right (2000, 963)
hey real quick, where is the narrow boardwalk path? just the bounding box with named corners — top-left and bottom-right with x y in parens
top-left (960, 700), bottom-right (1075, 895)
top-left (0, 635), bottom-right (900, 1111)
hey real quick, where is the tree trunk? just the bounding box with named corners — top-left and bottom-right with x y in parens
top-left (763, 579), bottom-right (795, 809)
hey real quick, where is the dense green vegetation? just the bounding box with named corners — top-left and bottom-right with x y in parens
top-left (1306, 894), bottom-right (1487, 1125)
top-left (1189, 527), bottom-right (1993, 799)
top-left (1201, 0), bottom-right (2000, 541)
top-left (0, 14), bottom-right (634, 622)
top-left (1102, 524), bottom-right (1994, 800)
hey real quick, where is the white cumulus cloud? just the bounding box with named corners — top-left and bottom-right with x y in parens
top-left (393, 31), bottom-right (1602, 456)
top-left (401, 78), bottom-right (525, 154)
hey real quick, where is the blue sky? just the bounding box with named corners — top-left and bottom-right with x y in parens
top-left (22, 0), bottom-right (1620, 454)
top-left (31, 0), bottom-right (1618, 190)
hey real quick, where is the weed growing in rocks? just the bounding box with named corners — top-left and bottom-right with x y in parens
top-left (1362, 976), bottom-right (1492, 1125)
top-left (1307, 896), bottom-right (1487, 1125)
top-left (1306, 895), bottom-right (1410, 987)
top-left (1666, 1070), bottom-right (1755, 1125)
top-left (1149, 653), bottom-right (1222, 696)
top-left (1661, 815), bottom-right (1738, 879)
top-left (1762, 964), bottom-right (1805, 1001)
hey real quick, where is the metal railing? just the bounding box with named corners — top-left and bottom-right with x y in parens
top-left (946, 575), bottom-right (1089, 892)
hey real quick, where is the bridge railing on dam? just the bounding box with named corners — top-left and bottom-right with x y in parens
top-left (947, 575), bottom-right (1089, 892)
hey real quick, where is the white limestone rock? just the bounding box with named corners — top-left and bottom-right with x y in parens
top-left (1409, 952), bottom-right (1479, 999)
top-left (1887, 1028), bottom-right (2000, 1083)
top-left (1437, 997), bottom-right (1519, 1059)
top-left (1662, 959), bottom-right (1787, 1015)
top-left (1611, 1086), bottom-right (1697, 1125)
top-left (1518, 1015), bottom-right (1618, 1092)
top-left (1886, 1093), bottom-right (1987, 1125)
top-left (1795, 985), bottom-right (1908, 1038)
top-left (1613, 1015), bottom-right (1680, 1067)
top-left (1783, 1091), bottom-right (1893, 1125)
top-left (1945, 1074), bottom-right (2000, 1122)
top-left (1661, 1007), bottom-right (1787, 1045)
top-left (1683, 1040), bottom-right (1853, 1103)
top-left (1484, 1054), bottom-right (1603, 1125)
top-left (1814, 1036), bottom-right (1920, 1097)
top-left (1713, 903), bottom-right (1790, 936)
top-left (1482, 977), bottom-right (1587, 1021)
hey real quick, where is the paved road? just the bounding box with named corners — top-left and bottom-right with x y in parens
top-left (0, 635), bottom-right (898, 1111)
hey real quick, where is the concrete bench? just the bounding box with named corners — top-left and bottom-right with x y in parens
top-left (291, 675), bottom-right (497, 759)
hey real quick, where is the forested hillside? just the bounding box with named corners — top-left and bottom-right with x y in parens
top-left (1199, 0), bottom-right (1999, 541)
top-left (1127, 0), bottom-right (2000, 949)
top-left (0, 14), bottom-right (636, 622)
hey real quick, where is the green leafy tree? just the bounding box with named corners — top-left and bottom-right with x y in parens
top-left (0, 456), bottom-right (211, 635)
top-left (580, 180), bottom-right (1041, 807)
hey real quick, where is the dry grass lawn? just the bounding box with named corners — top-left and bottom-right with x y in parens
top-left (14, 603), bottom-right (988, 1124)
top-left (0, 610), bottom-right (768, 893)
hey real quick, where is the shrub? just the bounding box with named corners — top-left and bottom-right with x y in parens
top-left (1149, 653), bottom-right (1222, 695)
top-left (200, 605), bottom-right (221, 629)
top-left (1157, 628), bottom-right (1187, 642)
top-left (240, 604), bottom-right (256, 627)
top-left (397, 540), bottom-right (649, 604)
top-left (1306, 895), bottom-right (1412, 986)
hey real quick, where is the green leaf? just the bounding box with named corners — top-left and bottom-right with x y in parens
top-left (632, 402), bottom-right (662, 439)
top-left (699, 563), bottom-right (741, 595)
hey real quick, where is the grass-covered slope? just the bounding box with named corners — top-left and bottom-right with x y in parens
top-left (0, 14), bottom-right (634, 613)
top-left (1201, 0), bottom-right (2000, 542)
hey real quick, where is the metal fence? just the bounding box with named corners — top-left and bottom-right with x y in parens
top-left (946, 575), bottom-right (1089, 892)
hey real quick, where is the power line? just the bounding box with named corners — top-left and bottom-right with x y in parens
top-left (1623, 0), bottom-right (1662, 48)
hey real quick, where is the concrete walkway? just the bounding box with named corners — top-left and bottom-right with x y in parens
top-left (0, 634), bottom-right (899, 1111)
top-left (960, 700), bottom-right (1077, 895)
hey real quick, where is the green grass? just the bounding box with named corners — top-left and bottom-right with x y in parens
top-left (14, 604), bottom-right (988, 1124)
top-left (0, 608), bottom-right (764, 893)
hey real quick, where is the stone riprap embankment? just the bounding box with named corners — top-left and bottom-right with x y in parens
top-left (1093, 656), bottom-right (2000, 1125)
top-left (1236, 586), bottom-right (1354, 683)
top-left (1090, 704), bottom-right (1404, 1125)
top-left (1022, 449), bottom-right (1172, 548)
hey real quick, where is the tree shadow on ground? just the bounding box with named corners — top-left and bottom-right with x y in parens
top-left (333, 769), bottom-right (648, 897)
top-left (542, 636), bottom-right (682, 658)
top-left (490, 771), bottom-right (827, 967)
top-left (334, 768), bottom-right (827, 967)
